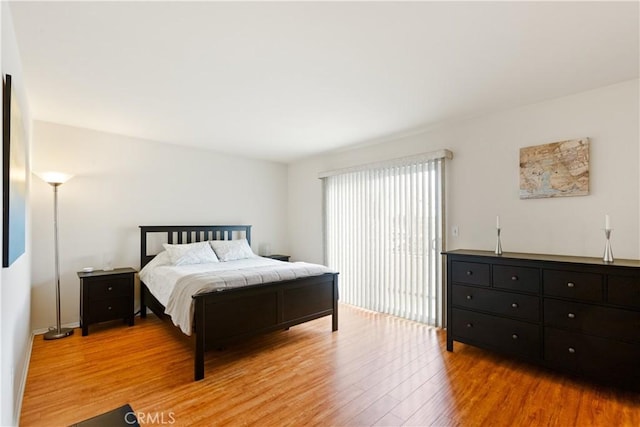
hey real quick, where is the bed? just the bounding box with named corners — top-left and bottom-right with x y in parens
top-left (139, 225), bottom-right (339, 381)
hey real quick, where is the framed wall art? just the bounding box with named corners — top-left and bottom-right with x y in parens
top-left (3, 74), bottom-right (27, 267)
top-left (519, 138), bottom-right (589, 200)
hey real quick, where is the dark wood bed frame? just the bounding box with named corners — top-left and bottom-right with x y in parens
top-left (139, 225), bottom-right (339, 381)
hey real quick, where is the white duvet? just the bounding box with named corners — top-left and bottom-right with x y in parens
top-left (139, 256), bottom-right (335, 335)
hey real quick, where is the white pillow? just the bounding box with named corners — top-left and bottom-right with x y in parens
top-left (139, 250), bottom-right (172, 278)
top-left (162, 241), bottom-right (219, 266)
top-left (209, 239), bottom-right (256, 261)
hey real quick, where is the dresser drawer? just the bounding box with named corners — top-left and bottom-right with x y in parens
top-left (543, 270), bottom-right (603, 302)
top-left (451, 261), bottom-right (490, 286)
top-left (608, 274), bottom-right (640, 309)
top-left (451, 308), bottom-right (540, 357)
top-left (452, 285), bottom-right (539, 322)
top-left (87, 297), bottom-right (130, 323)
top-left (544, 327), bottom-right (640, 380)
top-left (88, 277), bottom-right (131, 300)
top-left (544, 298), bottom-right (640, 343)
top-left (493, 265), bottom-right (539, 294)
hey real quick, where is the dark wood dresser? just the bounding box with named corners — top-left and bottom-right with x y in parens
top-left (78, 268), bottom-right (136, 336)
top-left (444, 249), bottom-right (640, 387)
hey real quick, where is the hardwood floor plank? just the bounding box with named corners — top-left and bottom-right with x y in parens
top-left (373, 411), bottom-right (405, 427)
top-left (20, 304), bottom-right (639, 426)
top-left (348, 394), bottom-right (401, 426)
top-left (388, 369), bottom-right (449, 423)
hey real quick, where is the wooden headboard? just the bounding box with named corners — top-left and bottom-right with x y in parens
top-left (139, 225), bottom-right (252, 268)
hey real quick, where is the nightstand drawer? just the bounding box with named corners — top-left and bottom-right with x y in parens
top-left (493, 265), bottom-right (539, 293)
top-left (452, 285), bottom-right (539, 321)
top-left (87, 297), bottom-right (130, 323)
top-left (88, 277), bottom-right (131, 300)
top-left (266, 254), bottom-right (290, 262)
top-left (451, 261), bottom-right (490, 286)
top-left (544, 298), bottom-right (640, 343)
top-left (451, 308), bottom-right (539, 357)
top-left (543, 270), bottom-right (603, 302)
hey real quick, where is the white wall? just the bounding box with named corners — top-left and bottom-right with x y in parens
top-left (288, 79), bottom-right (640, 264)
top-left (30, 121), bottom-right (289, 331)
top-left (1, 3), bottom-right (33, 426)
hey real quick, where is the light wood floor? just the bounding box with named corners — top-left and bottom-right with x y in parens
top-left (21, 304), bottom-right (639, 426)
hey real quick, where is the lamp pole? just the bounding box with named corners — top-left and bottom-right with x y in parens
top-left (43, 180), bottom-right (74, 340)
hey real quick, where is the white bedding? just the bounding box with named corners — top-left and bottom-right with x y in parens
top-left (139, 256), bottom-right (335, 335)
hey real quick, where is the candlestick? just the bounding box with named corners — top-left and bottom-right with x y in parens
top-left (495, 228), bottom-right (502, 255)
top-left (603, 228), bottom-right (614, 263)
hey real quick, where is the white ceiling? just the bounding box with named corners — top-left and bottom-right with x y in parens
top-left (9, 1), bottom-right (639, 163)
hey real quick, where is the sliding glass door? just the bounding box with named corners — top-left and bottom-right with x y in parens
top-left (323, 152), bottom-right (448, 326)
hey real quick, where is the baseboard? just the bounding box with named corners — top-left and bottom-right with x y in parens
top-left (14, 332), bottom-right (34, 426)
top-left (32, 321), bottom-right (80, 336)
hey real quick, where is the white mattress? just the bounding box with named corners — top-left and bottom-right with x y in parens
top-left (139, 256), bottom-right (286, 307)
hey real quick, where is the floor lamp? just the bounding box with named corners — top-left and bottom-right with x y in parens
top-left (40, 172), bottom-right (74, 340)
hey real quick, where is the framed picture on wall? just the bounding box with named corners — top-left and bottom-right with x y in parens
top-left (3, 74), bottom-right (27, 267)
top-left (519, 138), bottom-right (589, 199)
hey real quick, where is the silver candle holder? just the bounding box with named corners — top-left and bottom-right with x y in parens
top-left (495, 228), bottom-right (502, 255)
top-left (603, 228), bottom-right (614, 263)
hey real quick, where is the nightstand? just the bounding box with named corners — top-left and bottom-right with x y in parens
top-left (265, 254), bottom-right (290, 262)
top-left (78, 267), bottom-right (136, 336)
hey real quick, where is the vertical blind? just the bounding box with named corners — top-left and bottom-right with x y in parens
top-left (322, 151), bottom-right (450, 327)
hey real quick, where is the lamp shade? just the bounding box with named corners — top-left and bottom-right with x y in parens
top-left (38, 171), bottom-right (73, 186)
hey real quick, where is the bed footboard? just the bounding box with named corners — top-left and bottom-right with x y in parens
top-left (193, 272), bottom-right (339, 381)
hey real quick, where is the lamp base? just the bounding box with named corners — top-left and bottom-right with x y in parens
top-left (43, 327), bottom-right (74, 340)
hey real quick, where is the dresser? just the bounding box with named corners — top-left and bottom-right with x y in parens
top-left (444, 249), bottom-right (640, 387)
top-left (78, 268), bottom-right (136, 336)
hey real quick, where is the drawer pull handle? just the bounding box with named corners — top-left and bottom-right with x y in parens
top-left (511, 275), bottom-right (518, 281)
top-left (108, 306), bottom-right (112, 311)
top-left (108, 287), bottom-right (113, 291)
top-left (511, 303), bottom-right (519, 308)
top-left (567, 282), bottom-right (575, 288)
top-left (568, 347), bottom-right (576, 354)
top-left (466, 295), bottom-right (472, 300)
top-left (466, 323), bottom-right (473, 328)
top-left (466, 271), bottom-right (473, 276)
top-left (567, 313), bottom-right (576, 319)
top-left (512, 334), bottom-right (519, 340)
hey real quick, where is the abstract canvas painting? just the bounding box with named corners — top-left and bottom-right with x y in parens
top-left (519, 138), bottom-right (589, 199)
top-left (3, 74), bottom-right (27, 267)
